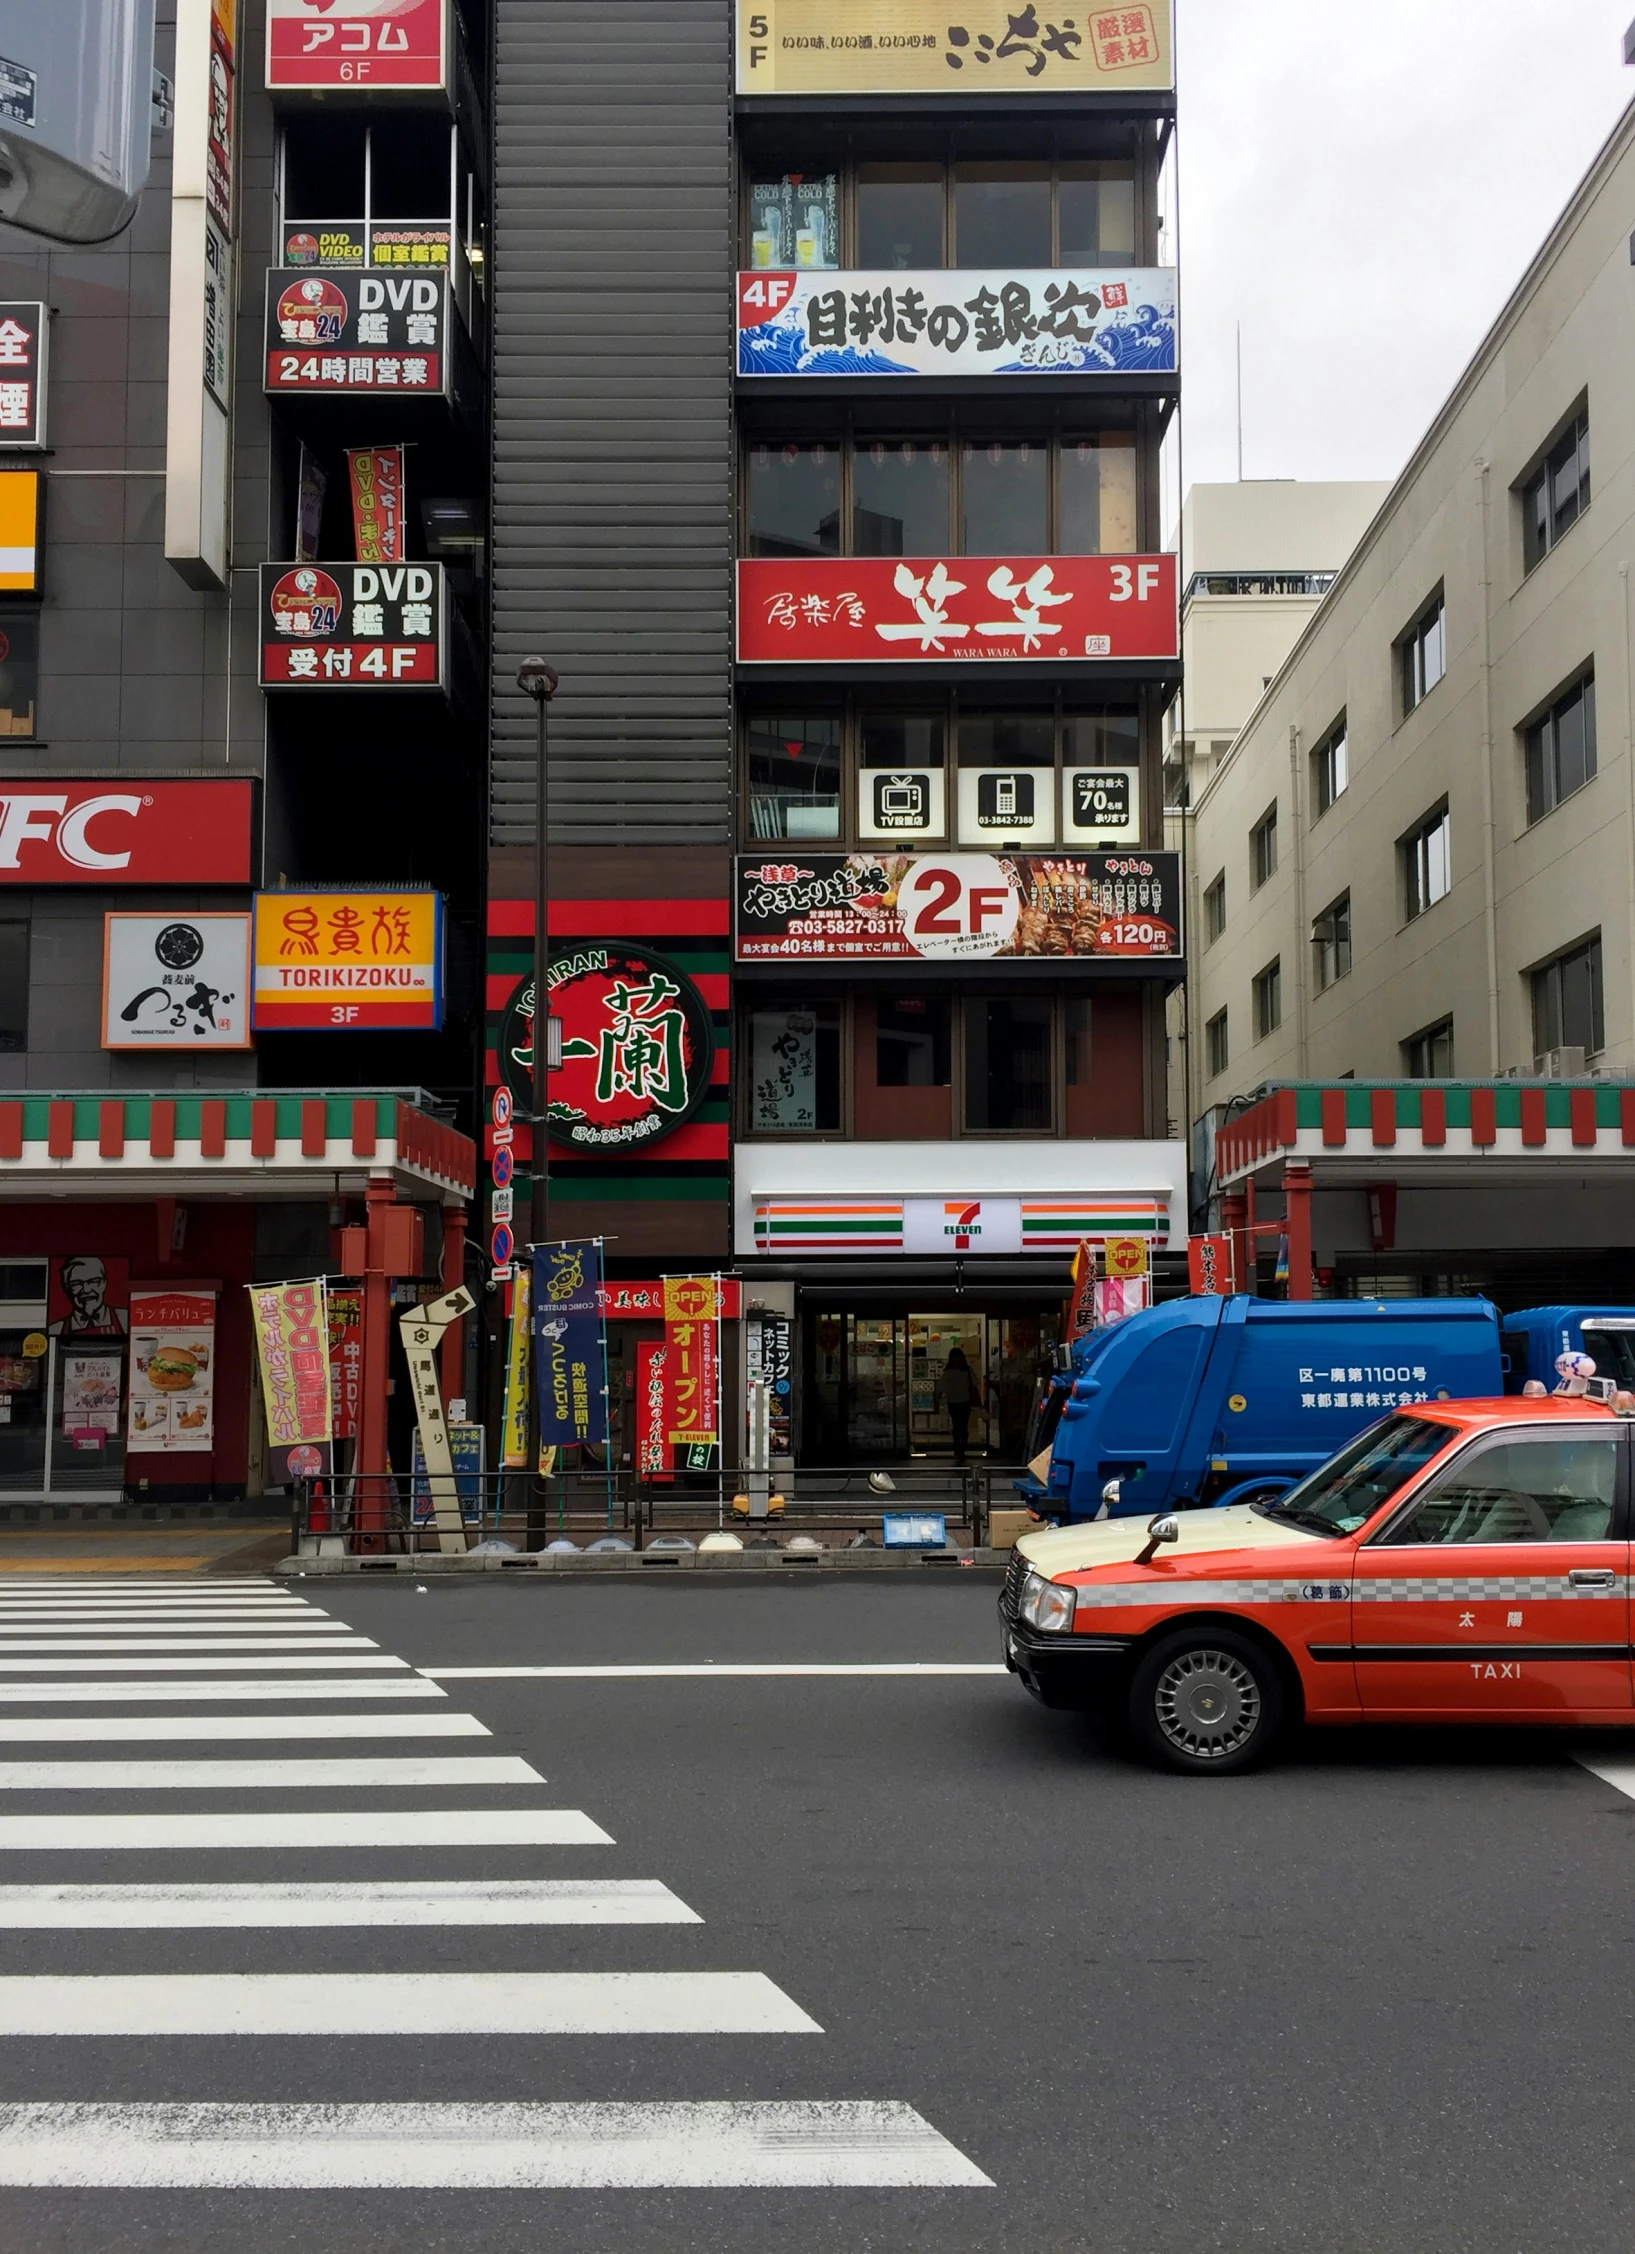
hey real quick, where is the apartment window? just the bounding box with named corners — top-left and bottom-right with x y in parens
top-left (1402, 806), bottom-right (1450, 920)
top-left (0, 915), bottom-right (26, 1051)
top-left (963, 996), bottom-right (1053, 1131)
top-left (1250, 804), bottom-right (1278, 890)
top-left (747, 998), bottom-right (842, 1131)
top-left (1253, 959), bottom-right (1282, 1040)
top-left (1203, 871), bottom-right (1226, 944)
top-left (1206, 1008), bottom-right (1229, 1078)
top-left (1312, 894), bottom-right (1351, 991)
top-left (745, 711), bottom-right (842, 841)
top-left (1403, 1018), bottom-right (1454, 1079)
top-left (1531, 935), bottom-right (1604, 1061)
top-left (1524, 672), bottom-right (1595, 824)
top-left (1311, 718), bottom-right (1348, 816)
top-left (1522, 408), bottom-right (1589, 572)
top-left (876, 993), bottom-right (951, 1087)
top-left (1400, 594), bottom-right (1446, 714)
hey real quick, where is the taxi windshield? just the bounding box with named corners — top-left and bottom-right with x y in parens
top-left (1252, 1413), bottom-right (1457, 1538)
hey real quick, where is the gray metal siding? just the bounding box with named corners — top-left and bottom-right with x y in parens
top-left (491, 0), bottom-right (733, 846)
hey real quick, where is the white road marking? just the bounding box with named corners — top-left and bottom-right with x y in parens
top-left (0, 1712), bottom-right (487, 1741)
top-left (0, 1879), bottom-right (701, 1928)
top-left (0, 1676), bottom-right (442, 1702)
top-left (0, 1637), bottom-right (372, 1653)
top-left (0, 1656), bottom-right (411, 1674)
top-left (0, 1810), bottom-right (610, 1850)
top-left (426, 1662), bottom-right (1010, 1680)
top-left (0, 1756), bottom-right (543, 1790)
top-left (0, 2100), bottom-right (991, 2187)
top-left (0, 1971), bottom-right (817, 2036)
top-left (0, 1605), bottom-right (319, 1617)
top-left (1575, 1755), bottom-right (1635, 1799)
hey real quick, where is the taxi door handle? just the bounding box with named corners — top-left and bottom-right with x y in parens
top-left (1568, 1568), bottom-right (1618, 1589)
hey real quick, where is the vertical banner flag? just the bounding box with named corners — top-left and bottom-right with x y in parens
top-left (1064, 1241), bottom-right (1097, 1342)
top-left (1094, 1274), bottom-right (1150, 1326)
top-left (500, 1262), bottom-right (531, 1469)
top-left (1187, 1234), bottom-right (1233, 1295)
top-left (326, 1286), bottom-right (363, 1442)
top-left (248, 1277), bottom-right (333, 1479)
top-left (533, 1240), bottom-right (607, 1449)
top-left (128, 1290), bottom-right (218, 1452)
top-left (346, 445), bottom-right (405, 563)
top-left (663, 1276), bottom-right (721, 1449)
top-left (635, 1340), bottom-right (673, 1482)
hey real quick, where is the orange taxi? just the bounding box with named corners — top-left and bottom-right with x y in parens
top-left (1000, 1397), bottom-right (1635, 1773)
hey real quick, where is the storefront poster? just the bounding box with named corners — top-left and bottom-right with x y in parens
top-left (347, 446), bottom-right (405, 563)
top-left (102, 913), bottom-right (251, 1051)
top-left (739, 268), bottom-right (1175, 378)
top-left (0, 303), bottom-right (47, 448)
top-left (259, 561), bottom-right (444, 688)
top-left (0, 780), bottom-right (256, 887)
top-left (663, 1277), bottom-right (721, 1449)
top-left (326, 1287), bottom-right (363, 1441)
top-left (736, 851), bottom-right (1180, 961)
top-left (500, 1262), bottom-right (531, 1468)
top-left (252, 889), bottom-right (444, 1031)
top-left (749, 1005), bottom-right (821, 1130)
top-left (284, 223), bottom-right (365, 268)
top-left (746, 175), bottom-right (839, 272)
top-left (515, 943), bottom-right (716, 1153)
top-left (266, 0), bottom-right (449, 91)
top-left (534, 1240), bottom-right (606, 1449)
top-left (739, 554), bottom-right (1176, 664)
top-left (249, 1278), bottom-right (332, 1451)
top-left (264, 269), bottom-right (448, 395)
top-left (61, 1355), bottom-right (122, 1443)
top-left (746, 1311), bottom-right (792, 1456)
top-left (127, 1290), bottom-right (216, 1452)
top-left (736, 0), bottom-right (1173, 93)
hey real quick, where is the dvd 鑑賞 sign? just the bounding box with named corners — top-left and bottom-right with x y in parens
top-left (735, 851), bottom-right (1182, 962)
top-left (0, 781), bottom-right (255, 887)
top-left (499, 944), bottom-right (716, 1153)
top-left (264, 270), bottom-right (447, 394)
top-left (265, 0), bottom-right (449, 90)
top-left (738, 268), bottom-right (1176, 379)
top-left (259, 562), bottom-right (444, 687)
top-left (737, 554), bottom-right (1176, 663)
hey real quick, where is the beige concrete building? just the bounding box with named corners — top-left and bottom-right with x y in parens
top-left (1188, 94), bottom-right (1635, 1158)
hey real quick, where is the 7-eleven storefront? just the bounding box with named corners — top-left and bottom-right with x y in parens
top-left (0, 1092), bottom-right (474, 1511)
top-left (735, 1141), bottom-right (1187, 1465)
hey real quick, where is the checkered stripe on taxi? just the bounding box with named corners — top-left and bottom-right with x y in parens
top-left (1070, 1574), bottom-right (1629, 1611)
top-left (1071, 1579), bottom-right (1339, 1609)
top-left (1352, 1575), bottom-right (1627, 1602)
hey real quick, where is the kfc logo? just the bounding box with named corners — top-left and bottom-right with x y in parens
top-left (0, 794), bottom-right (141, 871)
top-left (0, 782), bottom-right (255, 887)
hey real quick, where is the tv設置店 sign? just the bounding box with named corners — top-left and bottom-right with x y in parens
top-left (738, 269), bottom-right (1176, 379)
top-left (266, 0), bottom-right (450, 90)
top-left (498, 944), bottom-right (716, 1153)
top-left (736, 0), bottom-right (1172, 93)
top-left (0, 303), bottom-right (47, 447)
top-left (103, 912), bottom-right (252, 1051)
top-left (259, 562), bottom-right (444, 687)
top-left (264, 270), bottom-right (447, 395)
top-left (0, 781), bottom-right (256, 887)
top-left (736, 851), bottom-right (1181, 961)
top-left (252, 889), bottom-right (445, 1031)
top-left (737, 555), bottom-right (1177, 664)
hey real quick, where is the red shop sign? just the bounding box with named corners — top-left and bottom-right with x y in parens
top-left (265, 0), bottom-right (448, 90)
top-left (0, 781), bottom-right (256, 887)
top-left (737, 553), bottom-right (1177, 664)
top-left (503, 943), bottom-right (716, 1154)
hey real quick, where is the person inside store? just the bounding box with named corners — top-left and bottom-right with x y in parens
top-left (936, 1346), bottom-right (987, 1465)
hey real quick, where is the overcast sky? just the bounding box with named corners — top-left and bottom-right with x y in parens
top-left (1177, 0), bottom-right (1635, 492)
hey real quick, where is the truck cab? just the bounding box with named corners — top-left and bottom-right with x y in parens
top-left (1501, 1307), bottom-right (1635, 1395)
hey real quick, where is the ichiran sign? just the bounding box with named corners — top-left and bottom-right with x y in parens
top-left (499, 944), bottom-right (716, 1153)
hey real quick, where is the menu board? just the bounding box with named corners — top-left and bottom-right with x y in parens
top-left (127, 1290), bottom-right (217, 1452)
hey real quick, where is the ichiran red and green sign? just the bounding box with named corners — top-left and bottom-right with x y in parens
top-left (499, 943), bottom-right (715, 1151)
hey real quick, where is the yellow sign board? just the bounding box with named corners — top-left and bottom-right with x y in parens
top-left (1104, 1234), bottom-right (1149, 1281)
top-left (252, 889), bottom-right (444, 1032)
top-left (0, 471), bottom-right (41, 595)
top-left (737, 1), bottom-right (1172, 95)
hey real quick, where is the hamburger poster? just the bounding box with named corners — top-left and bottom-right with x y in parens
top-left (127, 1291), bottom-right (217, 1453)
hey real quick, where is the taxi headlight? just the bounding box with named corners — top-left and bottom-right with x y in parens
top-left (1019, 1573), bottom-right (1077, 1634)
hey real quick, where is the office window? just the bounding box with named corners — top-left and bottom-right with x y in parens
top-left (963, 996), bottom-right (1052, 1130)
top-left (859, 710), bottom-right (947, 841)
top-left (876, 993), bottom-right (951, 1087)
top-left (852, 436), bottom-right (949, 556)
top-left (1523, 408), bottom-right (1589, 572)
top-left (745, 712), bottom-right (842, 841)
top-left (1058, 432), bottom-right (1138, 553)
top-left (1531, 935), bottom-right (1604, 1060)
top-left (1253, 959), bottom-right (1282, 1040)
top-left (1057, 164), bottom-right (1138, 264)
top-left (746, 442), bottom-right (841, 559)
top-left (0, 915), bottom-right (25, 1051)
top-left (1206, 1008), bottom-right (1229, 1078)
top-left (747, 999), bottom-right (843, 1132)
top-left (1402, 1019), bottom-right (1454, 1079)
top-left (1311, 718), bottom-right (1348, 815)
top-left (1312, 894), bottom-right (1351, 991)
top-left (1400, 594), bottom-right (1446, 714)
top-left (1203, 871), bottom-right (1226, 944)
top-left (1403, 806), bottom-right (1450, 920)
top-left (856, 165), bottom-right (944, 267)
top-left (953, 164), bottom-right (1051, 266)
top-left (1250, 804), bottom-right (1278, 890)
top-left (960, 439), bottom-right (1048, 556)
top-left (1524, 673), bottom-right (1596, 824)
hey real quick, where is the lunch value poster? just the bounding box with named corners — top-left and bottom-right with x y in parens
top-left (128, 1290), bottom-right (218, 1452)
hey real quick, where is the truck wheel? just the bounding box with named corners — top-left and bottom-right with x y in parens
top-left (1128, 1628), bottom-right (1286, 1775)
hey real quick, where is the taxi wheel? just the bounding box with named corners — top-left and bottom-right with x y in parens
top-left (1128, 1628), bottom-right (1286, 1776)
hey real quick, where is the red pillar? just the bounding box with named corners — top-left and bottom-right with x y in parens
top-left (1282, 1161), bottom-right (1313, 1301)
top-left (1221, 1187), bottom-right (1248, 1297)
top-left (354, 1178), bottom-right (396, 1549)
top-left (440, 1203), bottom-right (467, 1403)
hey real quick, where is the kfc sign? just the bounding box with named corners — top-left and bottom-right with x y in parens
top-left (266, 0), bottom-right (450, 90)
top-left (0, 781), bottom-right (256, 887)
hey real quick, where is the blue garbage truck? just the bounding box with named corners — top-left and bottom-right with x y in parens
top-left (1499, 1307), bottom-right (1635, 1394)
top-left (1024, 1294), bottom-right (1503, 1523)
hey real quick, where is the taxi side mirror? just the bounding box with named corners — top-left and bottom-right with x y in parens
top-left (1136, 1513), bottom-right (1180, 1566)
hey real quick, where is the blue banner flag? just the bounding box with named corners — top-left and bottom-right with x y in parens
top-left (533, 1239), bottom-right (607, 1448)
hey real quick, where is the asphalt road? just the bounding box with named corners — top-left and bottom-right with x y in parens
top-left (2, 1568), bottom-right (1635, 2252)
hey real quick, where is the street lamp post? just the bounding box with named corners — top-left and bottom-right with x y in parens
top-left (516, 658), bottom-right (559, 1256)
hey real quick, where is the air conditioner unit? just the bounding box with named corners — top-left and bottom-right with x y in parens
top-left (1533, 1047), bottom-right (1588, 1080)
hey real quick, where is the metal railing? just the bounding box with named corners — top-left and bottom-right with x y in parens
top-left (291, 1462), bottom-right (1010, 1554)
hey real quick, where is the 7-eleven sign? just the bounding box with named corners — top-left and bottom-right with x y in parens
top-left (943, 1201), bottom-right (983, 1249)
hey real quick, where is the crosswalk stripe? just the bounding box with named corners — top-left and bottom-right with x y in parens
top-left (0, 1611), bottom-right (327, 1625)
top-left (0, 1810), bottom-right (611, 1849)
top-left (0, 1712), bottom-right (487, 1741)
top-left (0, 1676), bottom-right (443, 1702)
top-left (0, 1636), bottom-right (372, 1653)
top-left (0, 1971), bottom-right (819, 2036)
top-left (0, 2100), bottom-right (991, 2187)
top-left (0, 1656), bottom-right (411, 1674)
top-left (0, 1756), bottom-right (544, 1790)
top-left (0, 1879), bottom-right (701, 1927)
